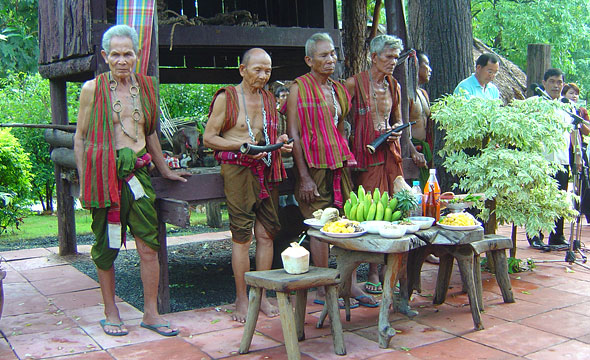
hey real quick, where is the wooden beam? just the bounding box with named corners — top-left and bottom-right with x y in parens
top-left (38, 55), bottom-right (95, 79)
top-left (157, 25), bottom-right (341, 49)
top-left (158, 64), bottom-right (309, 84)
top-left (50, 79), bottom-right (77, 256)
top-left (44, 129), bottom-right (74, 149)
top-left (156, 198), bottom-right (190, 228)
top-left (50, 147), bottom-right (76, 169)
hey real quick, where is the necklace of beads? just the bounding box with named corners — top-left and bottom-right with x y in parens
top-left (240, 86), bottom-right (271, 167)
top-left (328, 79), bottom-right (339, 127)
top-left (109, 72), bottom-right (141, 142)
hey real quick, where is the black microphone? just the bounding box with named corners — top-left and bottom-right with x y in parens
top-left (530, 83), bottom-right (552, 100)
top-left (560, 97), bottom-right (588, 126)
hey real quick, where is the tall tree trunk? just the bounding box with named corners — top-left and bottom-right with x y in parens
top-left (342, 0), bottom-right (369, 78)
top-left (408, 0), bottom-right (473, 191)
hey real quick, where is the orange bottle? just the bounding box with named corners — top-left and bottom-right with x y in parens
top-left (423, 169), bottom-right (441, 221)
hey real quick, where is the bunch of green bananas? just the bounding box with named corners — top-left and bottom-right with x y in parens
top-left (343, 185), bottom-right (402, 222)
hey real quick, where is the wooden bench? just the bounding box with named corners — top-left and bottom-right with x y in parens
top-left (239, 267), bottom-right (346, 360)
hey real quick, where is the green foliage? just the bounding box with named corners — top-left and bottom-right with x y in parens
top-left (0, 0), bottom-right (38, 76)
top-left (432, 95), bottom-right (577, 236)
top-left (393, 189), bottom-right (418, 217)
top-left (159, 83), bottom-right (226, 132)
top-left (0, 73), bottom-right (81, 211)
top-left (0, 128), bottom-right (32, 232)
top-left (472, 0), bottom-right (590, 94)
top-left (480, 256), bottom-right (535, 274)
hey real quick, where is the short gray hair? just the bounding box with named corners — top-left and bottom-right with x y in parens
top-left (370, 35), bottom-right (403, 55)
top-left (305, 33), bottom-right (334, 57)
top-left (102, 25), bottom-right (139, 54)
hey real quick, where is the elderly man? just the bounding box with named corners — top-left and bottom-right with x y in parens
top-left (204, 48), bottom-right (292, 323)
top-left (74, 25), bottom-right (188, 337)
top-left (287, 33), bottom-right (359, 307)
top-left (344, 35), bottom-right (425, 300)
top-left (454, 53), bottom-right (500, 100)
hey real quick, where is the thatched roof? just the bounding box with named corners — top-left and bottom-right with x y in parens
top-left (473, 38), bottom-right (527, 104)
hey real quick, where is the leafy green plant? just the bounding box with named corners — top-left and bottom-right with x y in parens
top-left (480, 256), bottom-right (535, 274)
top-left (393, 189), bottom-right (418, 218)
top-left (0, 128), bottom-right (32, 233)
top-left (432, 95), bottom-right (577, 256)
top-left (0, 0), bottom-right (39, 76)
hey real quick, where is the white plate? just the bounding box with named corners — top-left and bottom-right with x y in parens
top-left (320, 229), bottom-right (367, 238)
top-left (437, 221), bottom-right (483, 231)
top-left (303, 218), bottom-right (323, 229)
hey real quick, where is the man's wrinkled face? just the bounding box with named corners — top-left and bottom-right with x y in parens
top-left (475, 61), bottom-right (499, 86)
top-left (418, 55), bottom-right (432, 84)
top-left (102, 36), bottom-right (138, 79)
top-left (372, 47), bottom-right (400, 76)
top-left (306, 41), bottom-right (337, 76)
top-left (240, 51), bottom-right (272, 90)
top-left (565, 88), bottom-right (579, 103)
top-left (543, 75), bottom-right (564, 100)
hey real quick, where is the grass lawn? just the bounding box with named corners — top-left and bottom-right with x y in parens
top-left (0, 208), bottom-right (229, 245)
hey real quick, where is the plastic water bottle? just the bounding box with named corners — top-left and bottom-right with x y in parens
top-left (410, 180), bottom-right (423, 217)
top-left (423, 169), bottom-right (441, 221)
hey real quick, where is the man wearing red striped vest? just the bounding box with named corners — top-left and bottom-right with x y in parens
top-left (205, 48), bottom-right (292, 323)
top-left (74, 25), bottom-right (188, 337)
top-left (287, 33), bottom-right (359, 307)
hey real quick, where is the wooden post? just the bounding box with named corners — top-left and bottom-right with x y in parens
top-left (526, 44), bottom-right (551, 98)
top-left (50, 79), bottom-right (77, 255)
top-left (206, 201), bottom-right (222, 228)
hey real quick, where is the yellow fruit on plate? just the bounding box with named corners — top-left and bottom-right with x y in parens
top-left (322, 219), bottom-right (362, 233)
top-left (439, 212), bottom-right (476, 226)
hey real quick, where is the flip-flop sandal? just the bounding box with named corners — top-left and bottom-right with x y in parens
top-left (313, 298), bottom-right (360, 309)
top-left (354, 295), bottom-right (380, 308)
top-left (364, 281), bottom-right (383, 294)
top-left (140, 321), bottom-right (179, 337)
top-left (100, 319), bottom-right (128, 336)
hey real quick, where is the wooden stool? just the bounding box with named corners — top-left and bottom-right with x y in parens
top-left (471, 234), bottom-right (515, 309)
top-left (433, 234), bottom-right (515, 330)
top-left (239, 267), bottom-right (346, 360)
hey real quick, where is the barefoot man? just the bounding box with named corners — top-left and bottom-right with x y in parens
top-left (74, 25), bottom-right (188, 337)
top-left (287, 33), bottom-right (359, 308)
top-left (204, 48), bottom-right (292, 322)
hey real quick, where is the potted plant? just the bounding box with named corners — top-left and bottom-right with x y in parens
top-left (431, 95), bottom-right (577, 258)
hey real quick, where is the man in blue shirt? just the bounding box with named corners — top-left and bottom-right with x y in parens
top-left (454, 53), bottom-right (500, 100)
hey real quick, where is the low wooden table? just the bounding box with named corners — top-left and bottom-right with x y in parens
top-left (308, 229), bottom-right (426, 348)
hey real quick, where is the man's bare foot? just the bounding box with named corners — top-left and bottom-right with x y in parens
top-left (141, 315), bottom-right (179, 336)
top-left (232, 298), bottom-right (249, 323)
top-left (261, 297), bottom-right (279, 318)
